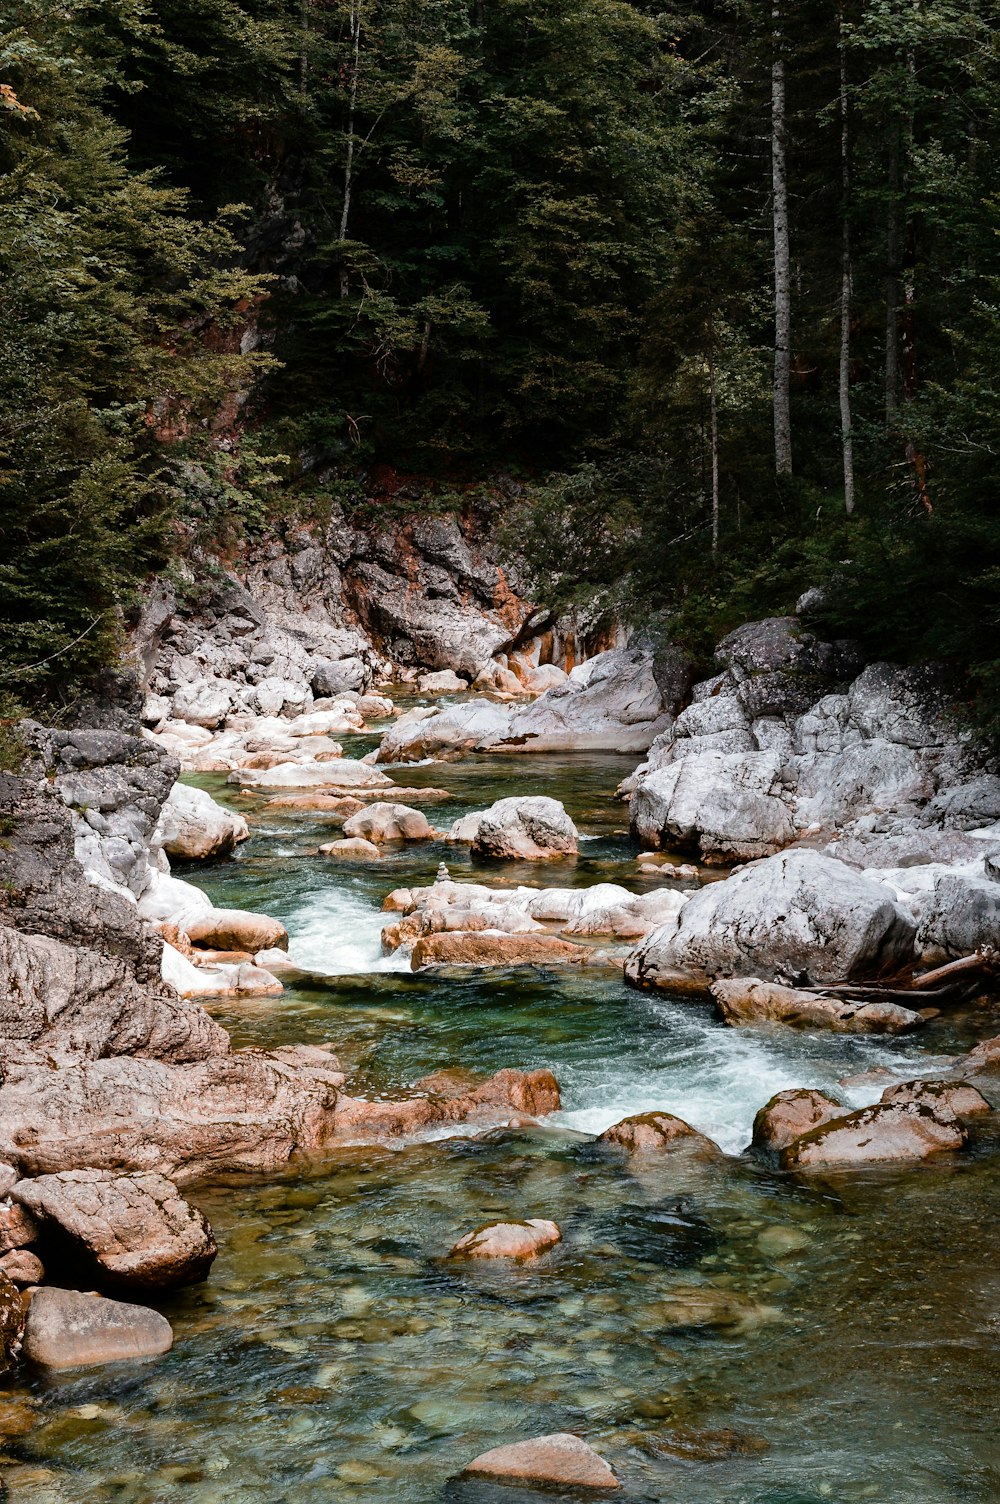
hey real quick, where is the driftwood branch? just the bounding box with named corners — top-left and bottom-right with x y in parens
top-left (796, 949), bottom-right (999, 1008)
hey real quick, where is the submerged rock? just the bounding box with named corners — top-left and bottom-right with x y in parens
top-left (459, 1432), bottom-right (620, 1491)
top-left (625, 851), bottom-right (917, 994)
top-left (752, 1089), bottom-right (844, 1155)
top-left (711, 977), bottom-right (924, 1034)
top-left (449, 1219), bottom-right (562, 1262)
top-left (648, 1284), bottom-right (780, 1335)
top-left (782, 1099), bottom-right (968, 1170)
top-left (12, 1169), bottom-right (217, 1294)
top-left (22, 1288), bottom-right (172, 1369)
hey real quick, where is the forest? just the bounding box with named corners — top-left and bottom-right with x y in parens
top-left (2, 0), bottom-right (999, 725)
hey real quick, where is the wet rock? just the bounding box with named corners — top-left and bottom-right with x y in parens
top-left (596, 1201), bottom-right (718, 1268)
top-left (626, 851), bottom-right (917, 994)
top-left (186, 908), bottom-right (288, 954)
top-left (633, 1425), bottom-right (769, 1461)
top-left (648, 1284), bottom-right (780, 1335)
top-left (341, 802), bottom-right (433, 844)
top-left (956, 1034), bottom-right (1000, 1075)
top-left (332, 1068), bottom-right (560, 1142)
top-left (319, 837), bottom-right (382, 861)
top-left (0, 1249), bottom-right (45, 1285)
top-left (0, 1271), bottom-right (25, 1369)
top-left (711, 977), bottom-right (924, 1034)
top-left (154, 783), bottom-right (249, 862)
top-left (471, 796), bottom-right (579, 861)
top-left (459, 1432), bottom-right (620, 1491)
top-left (782, 1099), bottom-right (968, 1170)
top-left (879, 1078), bottom-right (992, 1121)
top-left (449, 1219), bottom-right (562, 1261)
top-left (411, 932), bottom-right (590, 970)
top-left (596, 1112), bottom-right (722, 1160)
top-left (0, 1199), bottom-right (39, 1252)
top-left (0, 1049), bottom-right (346, 1181)
top-left (22, 1287), bottom-right (172, 1369)
top-left (752, 1089), bottom-right (844, 1155)
top-left (228, 759), bottom-right (393, 790)
top-left (12, 1169), bottom-right (217, 1294)
top-left (756, 1224), bottom-right (810, 1258)
top-left (836, 1066), bottom-right (899, 1093)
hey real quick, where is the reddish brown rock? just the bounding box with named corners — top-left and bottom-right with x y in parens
top-left (0, 1250), bottom-right (44, 1286)
top-left (752, 1089), bottom-right (844, 1155)
top-left (22, 1287), bottom-right (172, 1369)
top-left (318, 837), bottom-right (382, 861)
top-left (879, 1078), bottom-right (992, 1121)
top-left (597, 1111), bottom-right (722, 1159)
top-left (332, 1068), bottom-right (561, 1142)
top-left (411, 932), bottom-right (589, 970)
top-left (0, 1199), bottom-right (39, 1253)
top-left (460, 1433), bottom-right (620, 1491)
top-left (185, 909), bottom-right (288, 954)
top-left (711, 978), bottom-right (923, 1035)
top-left (781, 1099), bottom-right (967, 1170)
top-left (266, 794), bottom-right (365, 816)
top-left (0, 1272), bottom-right (25, 1370)
top-left (957, 1034), bottom-right (1000, 1075)
top-left (450, 1219), bottom-right (562, 1261)
top-left (12, 1169), bottom-right (217, 1294)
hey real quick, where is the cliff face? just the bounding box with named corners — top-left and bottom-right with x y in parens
top-left (137, 507), bottom-right (602, 728)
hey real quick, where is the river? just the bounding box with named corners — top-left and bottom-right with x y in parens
top-left (9, 725), bottom-right (1000, 1502)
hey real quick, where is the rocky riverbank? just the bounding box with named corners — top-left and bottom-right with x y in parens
top-left (2, 581), bottom-right (999, 1498)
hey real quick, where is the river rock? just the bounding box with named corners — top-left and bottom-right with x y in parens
top-left (625, 851), bottom-right (917, 993)
top-left (710, 978), bottom-right (924, 1034)
top-left (331, 1067), bottom-right (561, 1141)
top-left (648, 1284), bottom-right (780, 1335)
top-left (417, 669), bottom-right (467, 692)
top-left (0, 1200), bottom-right (39, 1252)
top-left (12, 1169), bottom-right (217, 1294)
top-left (319, 837), bottom-right (382, 861)
top-left (596, 1112), bottom-right (722, 1159)
top-left (459, 1433), bottom-right (620, 1491)
top-left (915, 873), bottom-right (1000, 963)
top-left (471, 796), bottom-right (579, 860)
top-left (630, 751), bottom-right (795, 862)
top-left (0, 1250), bottom-right (44, 1285)
top-left (154, 783), bottom-right (249, 862)
top-left (185, 908), bottom-right (288, 953)
top-left (449, 1219), bottom-right (562, 1261)
top-left (341, 802), bottom-right (433, 844)
top-left (0, 1272), bottom-right (25, 1369)
top-left (228, 759), bottom-right (393, 790)
top-left (782, 1099), bottom-right (968, 1170)
top-left (751, 1089), bottom-right (845, 1154)
top-left (22, 1287), bottom-right (172, 1369)
top-left (377, 702), bottom-right (510, 763)
top-left (879, 1078), bottom-right (993, 1121)
top-left (411, 932), bottom-right (590, 970)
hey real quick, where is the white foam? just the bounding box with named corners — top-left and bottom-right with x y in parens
top-left (287, 885), bottom-right (410, 975)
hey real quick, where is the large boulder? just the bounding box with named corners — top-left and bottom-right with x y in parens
top-left (630, 751), bottom-right (794, 861)
top-left (625, 851), bottom-right (917, 993)
top-left (915, 873), bottom-right (1000, 962)
top-left (710, 978), bottom-right (924, 1034)
top-left (12, 1169), bottom-right (217, 1294)
top-left (751, 1089), bottom-right (844, 1155)
top-left (782, 1098), bottom-right (967, 1170)
top-left (341, 802), bottom-right (433, 844)
top-left (459, 1434), bottom-right (620, 1491)
top-left (376, 702), bottom-right (510, 764)
top-left (185, 908), bottom-right (288, 953)
top-left (471, 796), bottom-right (579, 860)
top-left (155, 782), bottom-right (249, 862)
top-left (22, 1287), bottom-right (172, 1369)
top-left (227, 759), bottom-right (393, 790)
top-left (483, 646), bottom-right (678, 754)
top-left (596, 1111), bottom-right (722, 1160)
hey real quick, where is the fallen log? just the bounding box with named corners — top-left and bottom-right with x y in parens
top-left (793, 950), bottom-right (999, 1007)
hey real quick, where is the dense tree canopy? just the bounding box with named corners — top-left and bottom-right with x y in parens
top-left (1, 0), bottom-right (999, 725)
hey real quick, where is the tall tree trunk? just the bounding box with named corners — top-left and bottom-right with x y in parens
top-left (771, 2), bottom-right (792, 477)
top-left (884, 134), bottom-right (900, 426)
top-left (709, 355), bottom-right (720, 561)
top-left (338, 0), bottom-right (362, 300)
top-left (839, 21), bottom-right (855, 515)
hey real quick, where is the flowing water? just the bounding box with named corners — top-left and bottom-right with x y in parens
top-left (5, 716), bottom-right (1000, 1503)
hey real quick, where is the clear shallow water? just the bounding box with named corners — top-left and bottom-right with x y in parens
top-left (4, 734), bottom-right (1000, 1503)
